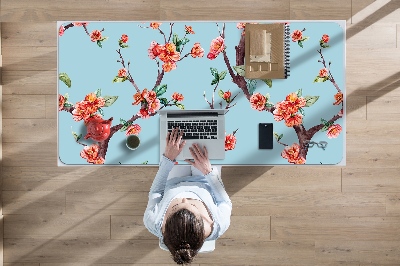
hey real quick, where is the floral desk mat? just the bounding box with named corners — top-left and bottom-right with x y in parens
top-left (58, 21), bottom-right (345, 166)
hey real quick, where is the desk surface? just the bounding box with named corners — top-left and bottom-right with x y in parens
top-left (58, 21), bottom-right (345, 165)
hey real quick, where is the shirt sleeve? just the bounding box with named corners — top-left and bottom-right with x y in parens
top-left (143, 155), bottom-right (175, 237)
top-left (204, 167), bottom-right (232, 237)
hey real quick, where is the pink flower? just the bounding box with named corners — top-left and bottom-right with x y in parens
top-left (90, 30), bottom-right (102, 42)
top-left (121, 34), bottom-right (129, 43)
top-left (327, 124), bottom-right (342, 139)
top-left (80, 144), bottom-right (103, 164)
top-left (148, 98), bottom-right (161, 113)
top-left (118, 68), bottom-right (127, 77)
top-left (58, 94), bottom-right (65, 111)
top-left (84, 93), bottom-right (105, 108)
top-left (162, 61), bottom-right (177, 72)
top-left (333, 92), bottom-right (343, 105)
top-left (144, 90), bottom-right (157, 103)
top-left (72, 101), bottom-right (97, 122)
top-left (190, 42), bottom-right (204, 58)
top-left (148, 41), bottom-right (164, 59)
top-left (322, 34), bottom-right (329, 43)
top-left (73, 22), bottom-right (88, 27)
top-left (159, 43), bottom-right (180, 63)
top-left (273, 101), bottom-right (293, 122)
top-left (281, 143), bottom-right (305, 164)
top-left (126, 124), bottom-right (141, 136)
top-left (225, 134), bottom-right (237, 151)
top-left (285, 92), bottom-right (306, 108)
top-left (172, 92), bottom-right (184, 102)
top-left (319, 68), bottom-right (329, 78)
top-left (150, 22), bottom-right (162, 29)
top-left (185, 25), bottom-right (195, 34)
top-left (59, 25), bottom-right (65, 37)
top-left (207, 36), bottom-right (225, 60)
top-left (237, 23), bottom-right (246, 29)
top-left (291, 30), bottom-right (303, 42)
top-left (284, 114), bottom-right (303, 127)
top-left (250, 93), bottom-right (266, 111)
top-left (137, 107), bottom-right (150, 119)
top-left (222, 91), bottom-right (231, 101)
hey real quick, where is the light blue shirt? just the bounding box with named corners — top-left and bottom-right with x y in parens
top-left (143, 155), bottom-right (232, 241)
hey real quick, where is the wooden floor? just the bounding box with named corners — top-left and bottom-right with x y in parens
top-left (1, 0), bottom-right (400, 265)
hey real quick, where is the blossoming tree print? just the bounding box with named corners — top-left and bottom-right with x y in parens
top-left (58, 21), bottom-right (345, 165)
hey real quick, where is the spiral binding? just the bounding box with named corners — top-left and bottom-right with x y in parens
top-left (284, 23), bottom-right (291, 79)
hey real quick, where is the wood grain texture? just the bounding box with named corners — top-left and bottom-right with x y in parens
top-left (2, 119), bottom-right (56, 143)
top-left (160, 0), bottom-right (290, 20)
top-left (231, 192), bottom-right (386, 217)
top-left (346, 96), bottom-right (366, 120)
top-left (316, 240), bottom-right (400, 264)
top-left (1, 70), bottom-right (56, 95)
top-left (386, 194), bottom-right (400, 216)
top-left (111, 216), bottom-right (153, 240)
top-left (290, 0), bottom-right (351, 20)
top-left (2, 142), bottom-right (57, 167)
top-left (346, 143), bottom-right (400, 168)
top-left (351, 0), bottom-right (376, 24)
top-left (2, 95), bottom-right (46, 119)
top-left (346, 120), bottom-right (400, 145)
top-left (1, 23), bottom-right (56, 46)
top-left (343, 168), bottom-right (400, 193)
top-left (4, 214), bottom-right (110, 240)
top-left (2, 47), bottom-right (56, 71)
top-left (272, 216), bottom-right (400, 241)
top-left (0, 0), bottom-right (161, 22)
top-left (2, 191), bottom-right (65, 215)
top-left (367, 96), bottom-right (400, 120)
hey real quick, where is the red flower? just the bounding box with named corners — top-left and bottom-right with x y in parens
top-left (159, 43), bottom-right (180, 63)
top-left (121, 34), bottom-right (129, 43)
top-left (190, 42), bottom-right (204, 58)
top-left (172, 92), bottom-right (184, 102)
top-left (281, 143), bottom-right (305, 164)
top-left (133, 88), bottom-right (149, 105)
top-left (90, 30), bottom-right (102, 42)
top-left (207, 52), bottom-right (217, 60)
top-left (118, 68), bottom-right (127, 77)
top-left (150, 22), bottom-right (162, 29)
top-left (322, 34), bottom-right (329, 43)
top-left (126, 124), bottom-right (141, 136)
top-left (284, 114), bottom-right (303, 127)
top-left (162, 61), bottom-right (177, 72)
top-left (145, 90), bottom-right (157, 103)
top-left (207, 36), bottom-right (225, 60)
top-left (250, 93), bottom-right (266, 111)
top-left (59, 25), bottom-right (65, 37)
top-left (80, 144), bottom-right (104, 164)
top-left (137, 107), bottom-right (150, 119)
top-left (291, 30), bottom-right (303, 42)
top-left (148, 41), bottom-right (164, 59)
top-left (222, 91), bottom-right (231, 101)
top-left (319, 68), bottom-right (329, 78)
top-left (285, 92), bottom-right (306, 109)
top-left (225, 134), bottom-right (237, 151)
top-left (58, 94), bottom-right (65, 111)
top-left (73, 22), bottom-right (88, 27)
top-left (327, 124), bottom-right (342, 139)
top-left (185, 25), bottom-right (195, 34)
top-left (148, 98), bottom-right (161, 113)
top-left (237, 23), bottom-right (246, 29)
top-left (333, 92), bottom-right (343, 105)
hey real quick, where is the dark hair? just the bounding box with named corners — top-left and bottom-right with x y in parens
top-left (163, 208), bottom-right (206, 264)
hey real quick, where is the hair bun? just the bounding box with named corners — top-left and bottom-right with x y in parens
top-left (179, 242), bottom-right (191, 250)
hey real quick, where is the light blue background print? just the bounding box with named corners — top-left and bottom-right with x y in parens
top-left (58, 21), bottom-right (345, 165)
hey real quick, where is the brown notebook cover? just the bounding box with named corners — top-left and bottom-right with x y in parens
top-left (244, 23), bottom-right (290, 79)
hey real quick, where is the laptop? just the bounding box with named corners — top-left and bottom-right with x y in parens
top-left (159, 109), bottom-right (227, 160)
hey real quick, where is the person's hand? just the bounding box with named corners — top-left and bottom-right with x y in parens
top-left (164, 127), bottom-right (186, 161)
top-left (184, 144), bottom-right (212, 175)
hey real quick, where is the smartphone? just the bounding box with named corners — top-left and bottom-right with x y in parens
top-left (258, 123), bottom-right (273, 149)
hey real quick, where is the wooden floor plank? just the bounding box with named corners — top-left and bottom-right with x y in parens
top-left (66, 191), bottom-right (148, 216)
top-left (45, 95), bottom-right (56, 119)
top-left (3, 95), bottom-right (46, 119)
top-left (4, 238), bottom-right (315, 265)
top-left (386, 194), bottom-right (400, 216)
top-left (0, 0), bottom-right (161, 22)
top-left (111, 216), bottom-right (153, 240)
top-left (367, 96), bottom-right (400, 120)
top-left (290, 0), bottom-right (351, 20)
top-left (160, 0), bottom-right (290, 20)
top-left (2, 119), bottom-right (56, 143)
top-left (2, 142), bottom-right (57, 167)
top-left (347, 23), bottom-right (397, 48)
top-left (272, 216), bottom-right (400, 241)
top-left (316, 240), bottom-right (400, 264)
top-left (351, 0), bottom-right (376, 24)
top-left (231, 192), bottom-right (386, 217)
top-left (1, 22), bottom-right (56, 46)
top-left (346, 96), bottom-right (366, 120)
top-left (2, 47), bottom-right (56, 71)
top-left (2, 70), bottom-right (56, 95)
top-left (1, 166), bottom-right (155, 192)
top-left (346, 120), bottom-right (400, 145)
top-left (346, 143), bottom-right (400, 168)
top-left (2, 191), bottom-right (65, 215)
top-left (4, 214), bottom-right (110, 240)
top-left (343, 168), bottom-right (400, 193)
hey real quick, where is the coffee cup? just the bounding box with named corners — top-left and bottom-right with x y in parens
top-left (126, 135), bottom-right (140, 150)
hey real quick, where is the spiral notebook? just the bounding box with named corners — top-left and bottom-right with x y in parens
top-left (244, 23), bottom-right (290, 79)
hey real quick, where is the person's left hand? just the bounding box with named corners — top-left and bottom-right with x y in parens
top-left (164, 127), bottom-right (186, 161)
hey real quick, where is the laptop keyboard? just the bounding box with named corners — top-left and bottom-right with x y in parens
top-left (168, 120), bottom-right (218, 139)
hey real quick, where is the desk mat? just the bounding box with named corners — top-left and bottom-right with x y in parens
top-left (58, 21), bottom-right (345, 166)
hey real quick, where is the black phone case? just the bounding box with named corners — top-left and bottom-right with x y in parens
top-left (259, 123), bottom-right (273, 149)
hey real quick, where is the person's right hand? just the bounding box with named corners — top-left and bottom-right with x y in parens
top-left (184, 143), bottom-right (212, 175)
